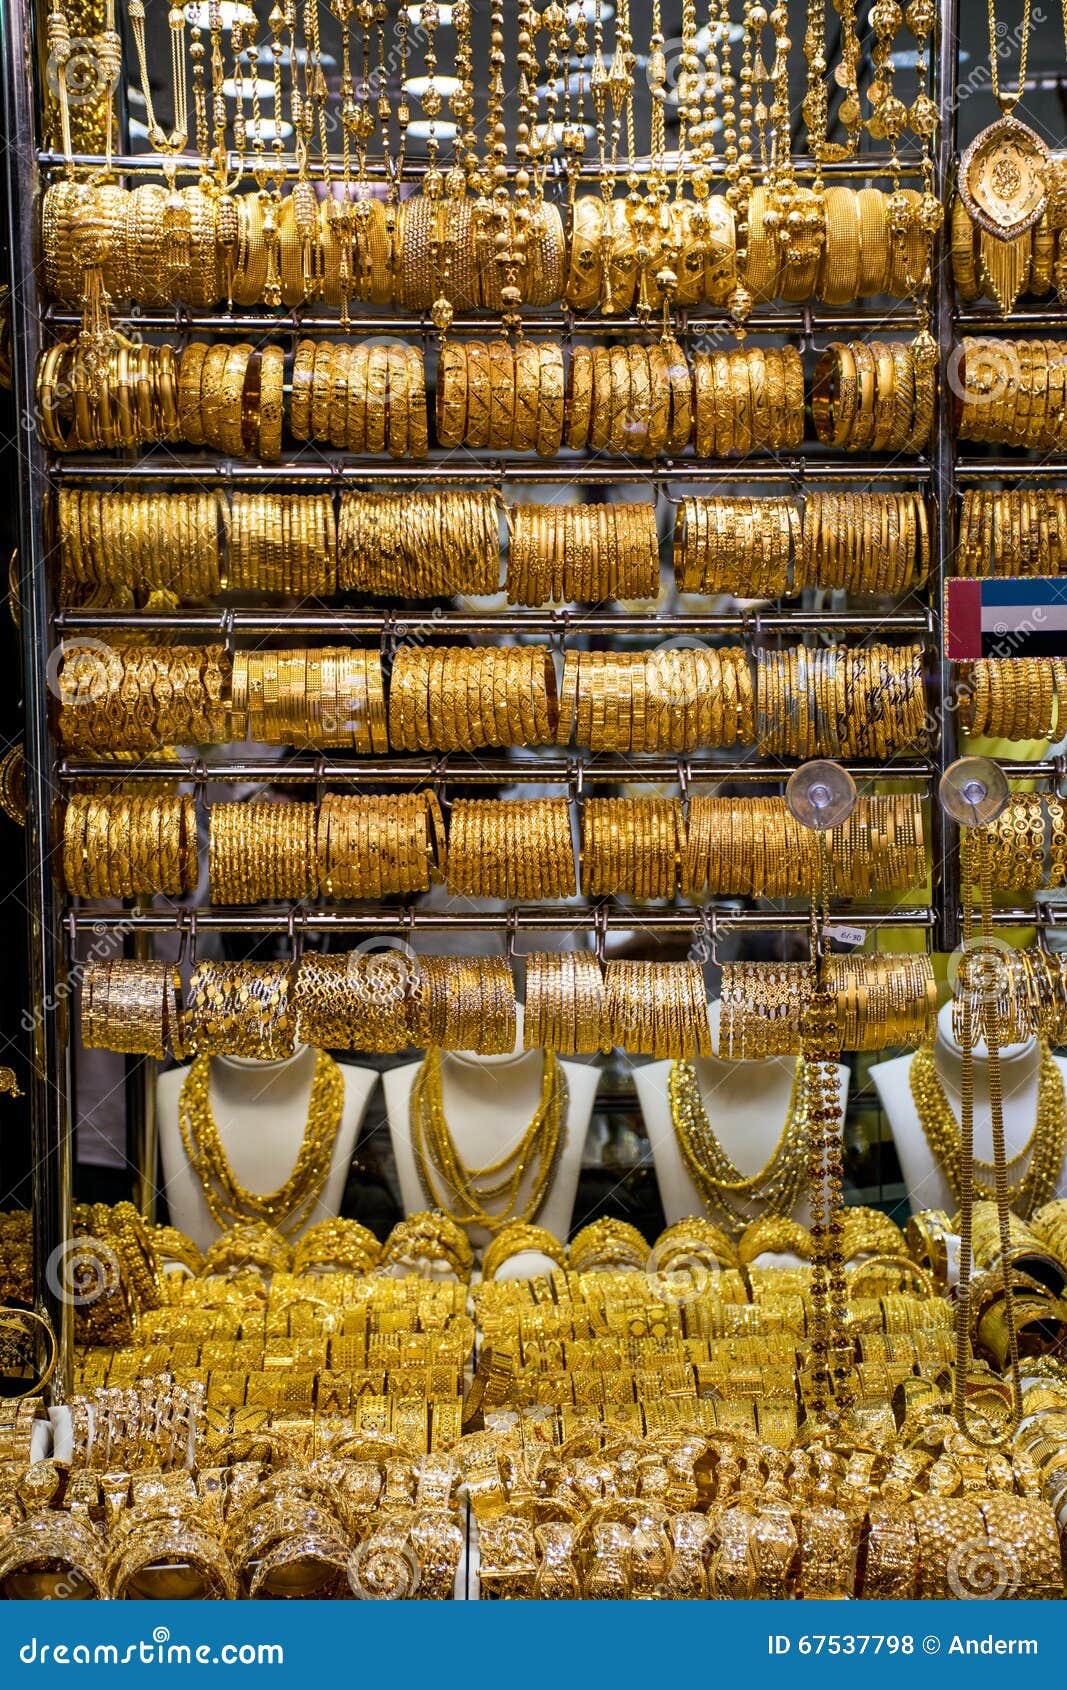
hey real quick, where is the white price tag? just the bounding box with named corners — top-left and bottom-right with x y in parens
top-left (827, 924), bottom-right (866, 949)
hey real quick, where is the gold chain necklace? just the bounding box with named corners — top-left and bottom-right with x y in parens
top-left (668, 1058), bottom-right (810, 1235)
top-left (178, 1050), bottom-right (344, 1235)
top-left (410, 1048), bottom-right (565, 1235)
top-left (908, 1038), bottom-right (1067, 1217)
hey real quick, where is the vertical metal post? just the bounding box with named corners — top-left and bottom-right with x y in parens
top-left (932, 0), bottom-right (961, 953)
top-left (0, 0), bottom-right (74, 1396)
top-left (127, 915), bottom-right (158, 1221)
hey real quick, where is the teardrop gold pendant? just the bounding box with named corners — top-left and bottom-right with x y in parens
top-left (959, 114), bottom-right (1051, 312)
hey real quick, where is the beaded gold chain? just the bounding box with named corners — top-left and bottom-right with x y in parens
top-left (667, 1057), bottom-right (810, 1234)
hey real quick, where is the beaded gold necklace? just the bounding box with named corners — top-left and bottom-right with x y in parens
top-left (178, 1049), bottom-right (344, 1235)
top-left (668, 1057), bottom-right (810, 1235)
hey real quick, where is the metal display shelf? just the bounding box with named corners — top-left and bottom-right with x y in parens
top-left (53, 454), bottom-right (933, 483)
top-left (55, 608), bottom-right (933, 636)
top-left (44, 307), bottom-right (923, 337)
top-left (1, 0), bottom-right (978, 1401)
top-left (58, 755), bottom-right (935, 786)
top-left (66, 907), bottom-right (936, 938)
top-left (38, 150), bottom-right (935, 180)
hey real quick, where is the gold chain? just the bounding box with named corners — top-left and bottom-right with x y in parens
top-left (988, 0), bottom-right (1034, 111)
top-left (667, 1058), bottom-right (810, 1234)
top-left (409, 1048), bottom-right (565, 1235)
top-left (909, 1040), bottom-right (1066, 1215)
top-left (178, 1049), bottom-right (343, 1236)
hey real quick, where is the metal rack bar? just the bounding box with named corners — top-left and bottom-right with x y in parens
top-left (58, 756), bottom-right (934, 785)
top-left (44, 308), bottom-right (922, 337)
top-left (956, 460), bottom-right (1067, 479)
top-left (956, 308), bottom-right (1067, 329)
top-left (67, 907), bottom-right (936, 936)
top-left (55, 609), bottom-right (933, 636)
top-left (932, 0), bottom-right (961, 953)
top-left (52, 455), bottom-right (932, 484)
top-left (1, 0), bottom-right (73, 1398)
top-left (38, 151), bottom-right (934, 180)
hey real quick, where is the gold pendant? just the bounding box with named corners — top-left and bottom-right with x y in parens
top-left (959, 114), bottom-right (1051, 312)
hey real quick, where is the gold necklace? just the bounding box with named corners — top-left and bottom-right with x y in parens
top-left (958, 0), bottom-right (1051, 312)
top-left (909, 1037), bottom-right (1067, 1218)
top-left (410, 1048), bottom-right (565, 1235)
top-left (668, 1058), bottom-right (810, 1235)
top-left (178, 1050), bottom-right (344, 1236)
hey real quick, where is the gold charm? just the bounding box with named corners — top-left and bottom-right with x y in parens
top-left (959, 115), bottom-right (1051, 312)
top-left (0, 1067), bottom-right (22, 1098)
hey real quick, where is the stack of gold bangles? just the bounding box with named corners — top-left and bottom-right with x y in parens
top-left (756, 643), bottom-right (927, 758)
top-left (63, 792), bottom-right (198, 898)
top-left (564, 341), bottom-right (692, 455)
top-left (557, 647), bottom-right (753, 752)
top-left (446, 799), bottom-right (576, 899)
top-left (55, 490), bottom-right (225, 602)
top-left (229, 648), bottom-right (388, 750)
top-left (719, 955), bottom-right (938, 1057)
top-left (580, 797), bottom-right (685, 899)
top-left (958, 657), bottom-right (1066, 741)
top-left (603, 959), bottom-right (712, 1059)
top-left (690, 346), bottom-right (805, 456)
top-left (681, 793), bottom-right (927, 897)
top-left (37, 341), bottom-right (182, 451)
top-left (522, 952), bottom-right (608, 1056)
top-left (176, 342), bottom-right (284, 459)
top-left (812, 338), bottom-right (935, 452)
top-left (56, 644), bottom-right (228, 753)
top-left (436, 339), bottom-right (565, 454)
top-left (506, 502), bottom-right (660, 604)
top-left (289, 339), bottom-right (428, 457)
top-left (81, 960), bottom-right (185, 1060)
top-left (956, 338), bottom-right (1067, 450)
top-left (673, 496), bottom-right (798, 597)
top-left (979, 795), bottom-right (1067, 891)
top-left (225, 493), bottom-right (337, 595)
top-left (337, 490), bottom-right (500, 597)
top-left (957, 489), bottom-right (1067, 577)
top-left (388, 646), bottom-right (558, 750)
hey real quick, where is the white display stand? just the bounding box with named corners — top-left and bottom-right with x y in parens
top-left (382, 1005), bottom-right (599, 1276)
top-left (157, 1046), bottom-right (377, 1253)
top-left (634, 999), bottom-right (849, 1261)
top-left (871, 998), bottom-right (1067, 1219)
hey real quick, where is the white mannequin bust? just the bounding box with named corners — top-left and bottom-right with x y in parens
top-left (634, 999), bottom-right (849, 1263)
top-left (381, 1003), bottom-right (599, 1277)
top-left (870, 999), bottom-right (1067, 1223)
top-left (157, 1045), bottom-right (378, 1252)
